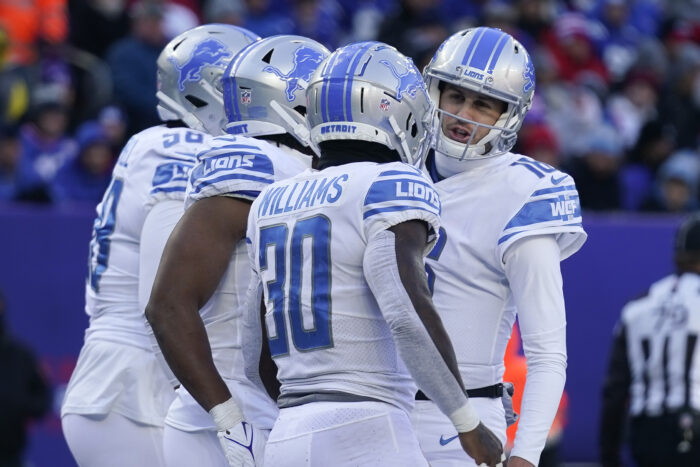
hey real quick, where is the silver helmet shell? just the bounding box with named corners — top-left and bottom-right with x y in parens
top-left (222, 35), bottom-right (330, 146)
top-left (306, 42), bottom-right (435, 166)
top-left (156, 24), bottom-right (260, 135)
top-left (424, 27), bottom-right (535, 160)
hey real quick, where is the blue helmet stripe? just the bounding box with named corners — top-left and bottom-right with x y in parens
top-left (223, 42), bottom-right (258, 123)
top-left (343, 42), bottom-right (376, 122)
top-left (487, 33), bottom-right (509, 74)
top-left (320, 51), bottom-right (340, 122)
top-left (461, 28), bottom-right (485, 65)
top-left (468, 28), bottom-right (506, 71)
top-left (326, 47), bottom-right (354, 121)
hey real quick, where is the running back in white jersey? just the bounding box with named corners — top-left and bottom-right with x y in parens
top-left (424, 153), bottom-right (587, 387)
top-left (85, 125), bottom-right (211, 348)
top-left (165, 135), bottom-right (309, 431)
top-left (247, 161), bottom-right (441, 414)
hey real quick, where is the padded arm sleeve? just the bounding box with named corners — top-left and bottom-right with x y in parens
top-left (505, 235), bottom-right (567, 465)
top-left (138, 199), bottom-right (185, 388)
top-left (363, 229), bottom-right (476, 430)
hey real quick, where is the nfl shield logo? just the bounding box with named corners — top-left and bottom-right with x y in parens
top-left (241, 89), bottom-right (252, 105)
top-left (380, 98), bottom-right (390, 111)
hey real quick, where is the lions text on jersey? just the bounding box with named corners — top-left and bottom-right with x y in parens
top-left (246, 161), bottom-right (441, 413)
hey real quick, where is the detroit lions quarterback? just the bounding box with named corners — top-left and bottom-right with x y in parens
top-left (60, 24), bottom-right (260, 467)
top-left (410, 27), bottom-right (587, 467)
top-left (146, 35), bottom-right (329, 467)
top-left (240, 42), bottom-right (503, 466)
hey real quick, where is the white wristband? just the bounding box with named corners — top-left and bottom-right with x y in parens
top-left (449, 402), bottom-right (480, 433)
top-left (208, 397), bottom-right (243, 431)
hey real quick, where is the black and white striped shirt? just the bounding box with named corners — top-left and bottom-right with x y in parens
top-left (600, 272), bottom-right (700, 465)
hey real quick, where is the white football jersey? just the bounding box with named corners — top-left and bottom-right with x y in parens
top-left (85, 125), bottom-right (211, 348)
top-left (165, 135), bottom-right (309, 431)
top-left (424, 153), bottom-right (586, 388)
top-left (247, 161), bottom-right (441, 414)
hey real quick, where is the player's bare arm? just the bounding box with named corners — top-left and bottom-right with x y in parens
top-left (145, 195), bottom-right (251, 411)
top-left (390, 220), bottom-right (504, 466)
top-left (390, 220), bottom-right (464, 387)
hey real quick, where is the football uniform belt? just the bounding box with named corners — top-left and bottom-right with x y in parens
top-left (415, 383), bottom-right (504, 400)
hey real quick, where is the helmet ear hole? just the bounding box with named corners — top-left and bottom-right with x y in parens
top-left (360, 88), bottom-right (365, 113)
top-left (294, 105), bottom-right (306, 116)
top-left (185, 95), bottom-right (208, 108)
top-left (411, 123), bottom-right (418, 138)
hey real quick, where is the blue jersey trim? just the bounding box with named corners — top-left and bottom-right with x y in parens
top-left (192, 173), bottom-right (272, 195)
top-left (151, 186), bottom-right (187, 194)
top-left (363, 204), bottom-right (438, 220)
top-left (498, 223), bottom-right (584, 245)
top-left (531, 185), bottom-right (577, 197)
top-left (378, 169), bottom-right (422, 177)
top-left (505, 195), bottom-right (581, 230)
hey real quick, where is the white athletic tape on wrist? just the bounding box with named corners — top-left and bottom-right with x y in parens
top-left (449, 402), bottom-right (480, 433)
top-left (209, 397), bottom-right (244, 432)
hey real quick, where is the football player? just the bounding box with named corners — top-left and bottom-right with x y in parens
top-left (241, 42), bottom-right (503, 466)
top-left (145, 35), bottom-right (329, 467)
top-left (411, 27), bottom-right (588, 467)
top-left (60, 24), bottom-right (260, 467)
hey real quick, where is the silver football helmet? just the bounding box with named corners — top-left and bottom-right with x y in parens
top-left (424, 27), bottom-right (535, 160)
top-left (156, 24), bottom-right (260, 135)
top-left (222, 35), bottom-right (330, 146)
top-left (306, 42), bottom-right (435, 166)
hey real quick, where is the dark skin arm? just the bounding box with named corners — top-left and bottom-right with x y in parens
top-left (390, 220), bottom-right (504, 466)
top-left (258, 295), bottom-right (281, 400)
top-left (145, 196), bottom-right (251, 412)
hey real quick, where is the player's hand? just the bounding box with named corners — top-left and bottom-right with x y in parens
top-left (507, 456), bottom-right (534, 467)
top-left (217, 421), bottom-right (267, 467)
top-left (458, 422), bottom-right (505, 466)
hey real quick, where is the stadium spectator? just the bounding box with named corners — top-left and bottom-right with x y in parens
top-left (563, 123), bottom-right (623, 211)
top-left (600, 212), bottom-right (700, 467)
top-left (0, 29), bottom-right (30, 127)
top-left (377, 0), bottom-right (449, 69)
top-left (18, 84), bottom-right (76, 201)
top-left (106, 0), bottom-right (167, 136)
top-left (641, 150), bottom-right (700, 213)
top-left (67, 0), bottom-right (130, 59)
top-left (0, 291), bottom-right (52, 467)
top-left (0, 0), bottom-right (67, 67)
top-left (0, 124), bottom-right (48, 202)
top-left (50, 121), bottom-right (113, 204)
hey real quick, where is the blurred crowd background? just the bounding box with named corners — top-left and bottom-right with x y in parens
top-left (0, 0), bottom-right (698, 212)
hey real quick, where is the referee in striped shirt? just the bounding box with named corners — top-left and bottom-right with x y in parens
top-left (600, 213), bottom-right (700, 467)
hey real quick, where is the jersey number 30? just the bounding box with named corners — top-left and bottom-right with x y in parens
top-left (259, 215), bottom-right (333, 357)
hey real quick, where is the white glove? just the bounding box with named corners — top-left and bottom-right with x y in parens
top-left (218, 421), bottom-right (267, 467)
top-left (210, 397), bottom-right (267, 466)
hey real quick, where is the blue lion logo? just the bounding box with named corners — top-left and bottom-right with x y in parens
top-left (169, 39), bottom-right (233, 92)
top-left (263, 45), bottom-right (325, 102)
top-left (523, 58), bottom-right (536, 93)
top-left (379, 59), bottom-right (425, 102)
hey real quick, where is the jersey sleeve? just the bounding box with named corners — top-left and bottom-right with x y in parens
top-left (362, 163), bottom-right (441, 249)
top-left (185, 138), bottom-right (275, 209)
top-left (498, 171), bottom-right (587, 262)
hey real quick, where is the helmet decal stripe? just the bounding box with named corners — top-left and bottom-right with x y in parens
top-left (224, 42), bottom-right (258, 123)
top-left (325, 51), bottom-right (347, 122)
top-left (343, 42), bottom-right (376, 122)
top-left (460, 27), bottom-right (484, 66)
top-left (487, 34), bottom-right (509, 75)
top-left (320, 51), bottom-right (340, 122)
top-left (468, 28), bottom-right (506, 72)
